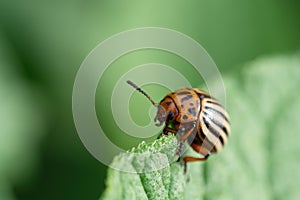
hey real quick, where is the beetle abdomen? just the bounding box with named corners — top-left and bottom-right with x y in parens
top-left (197, 94), bottom-right (230, 153)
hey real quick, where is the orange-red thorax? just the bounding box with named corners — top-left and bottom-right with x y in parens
top-left (155, 88), bottom-right (204, 126)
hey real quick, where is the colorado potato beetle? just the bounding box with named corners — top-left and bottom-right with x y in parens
top-left (127, 80), bottom-right (230, 168)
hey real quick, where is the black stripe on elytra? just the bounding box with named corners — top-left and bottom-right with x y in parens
top-left (199, 127), bottom-right (214, 146)
top-left (180, 95), bottom-right (193, 102)
top-left (204, 106), bottom-right (229, 122)
top-left (203, 111), bottom-right (229, 136)
top-left (188, 108), bottom-right (197, 116)
top-left (199, 128), bottom-right (216, 152)
top-left (203, 117), bottom-right (224, 145)
top-left (206, 100), bottom-right (223, 107)
top-left (193, 90), bottom-right (210, 113)
top-left (194, 91), bottom-right (212, 100)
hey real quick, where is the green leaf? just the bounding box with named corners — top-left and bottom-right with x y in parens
top-left (101, 53), bottom-right (300, 200)
top-left (100, 135), bottom-right (186, 200)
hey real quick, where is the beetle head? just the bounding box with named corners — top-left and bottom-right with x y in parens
top-left (154, 105), bottom-right (167, 126)
top-left (154, 99), bottom-right (177, 126)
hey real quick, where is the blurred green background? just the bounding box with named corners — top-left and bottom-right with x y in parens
top-left (0, 0), bottom-right (299, 199)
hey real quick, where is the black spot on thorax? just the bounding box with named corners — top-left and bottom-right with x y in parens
top-left (188, 107), bottom-right (197, 116)
top-left (180, 95), bottom-right (193, 102)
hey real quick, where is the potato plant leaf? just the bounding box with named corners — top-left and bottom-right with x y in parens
top-left (101, 53), bottom-right (300, 200)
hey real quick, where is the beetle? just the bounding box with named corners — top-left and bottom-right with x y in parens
top-left (127, 80), bottom-right (230, 169)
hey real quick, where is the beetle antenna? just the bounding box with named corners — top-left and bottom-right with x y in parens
top-left (127, 80), bottom-right (158, 107)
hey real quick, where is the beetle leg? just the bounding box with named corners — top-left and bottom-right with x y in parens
top-left (179, 127), bottom-right (195, 142)
top-left (158, 126), bottom-right (177, 139)
top-left (183, 153), bottom-right (210, 174)
top-left (184, 161), bottom-right (187, 174)
top-left (163, 127), bottom-right (177, 135)
top-left (183, 153), bottom-right (210, 162)
top-left (176, 141), bottom-right (184, 157)
top-left (176, 127), bottom-right (196, 157)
